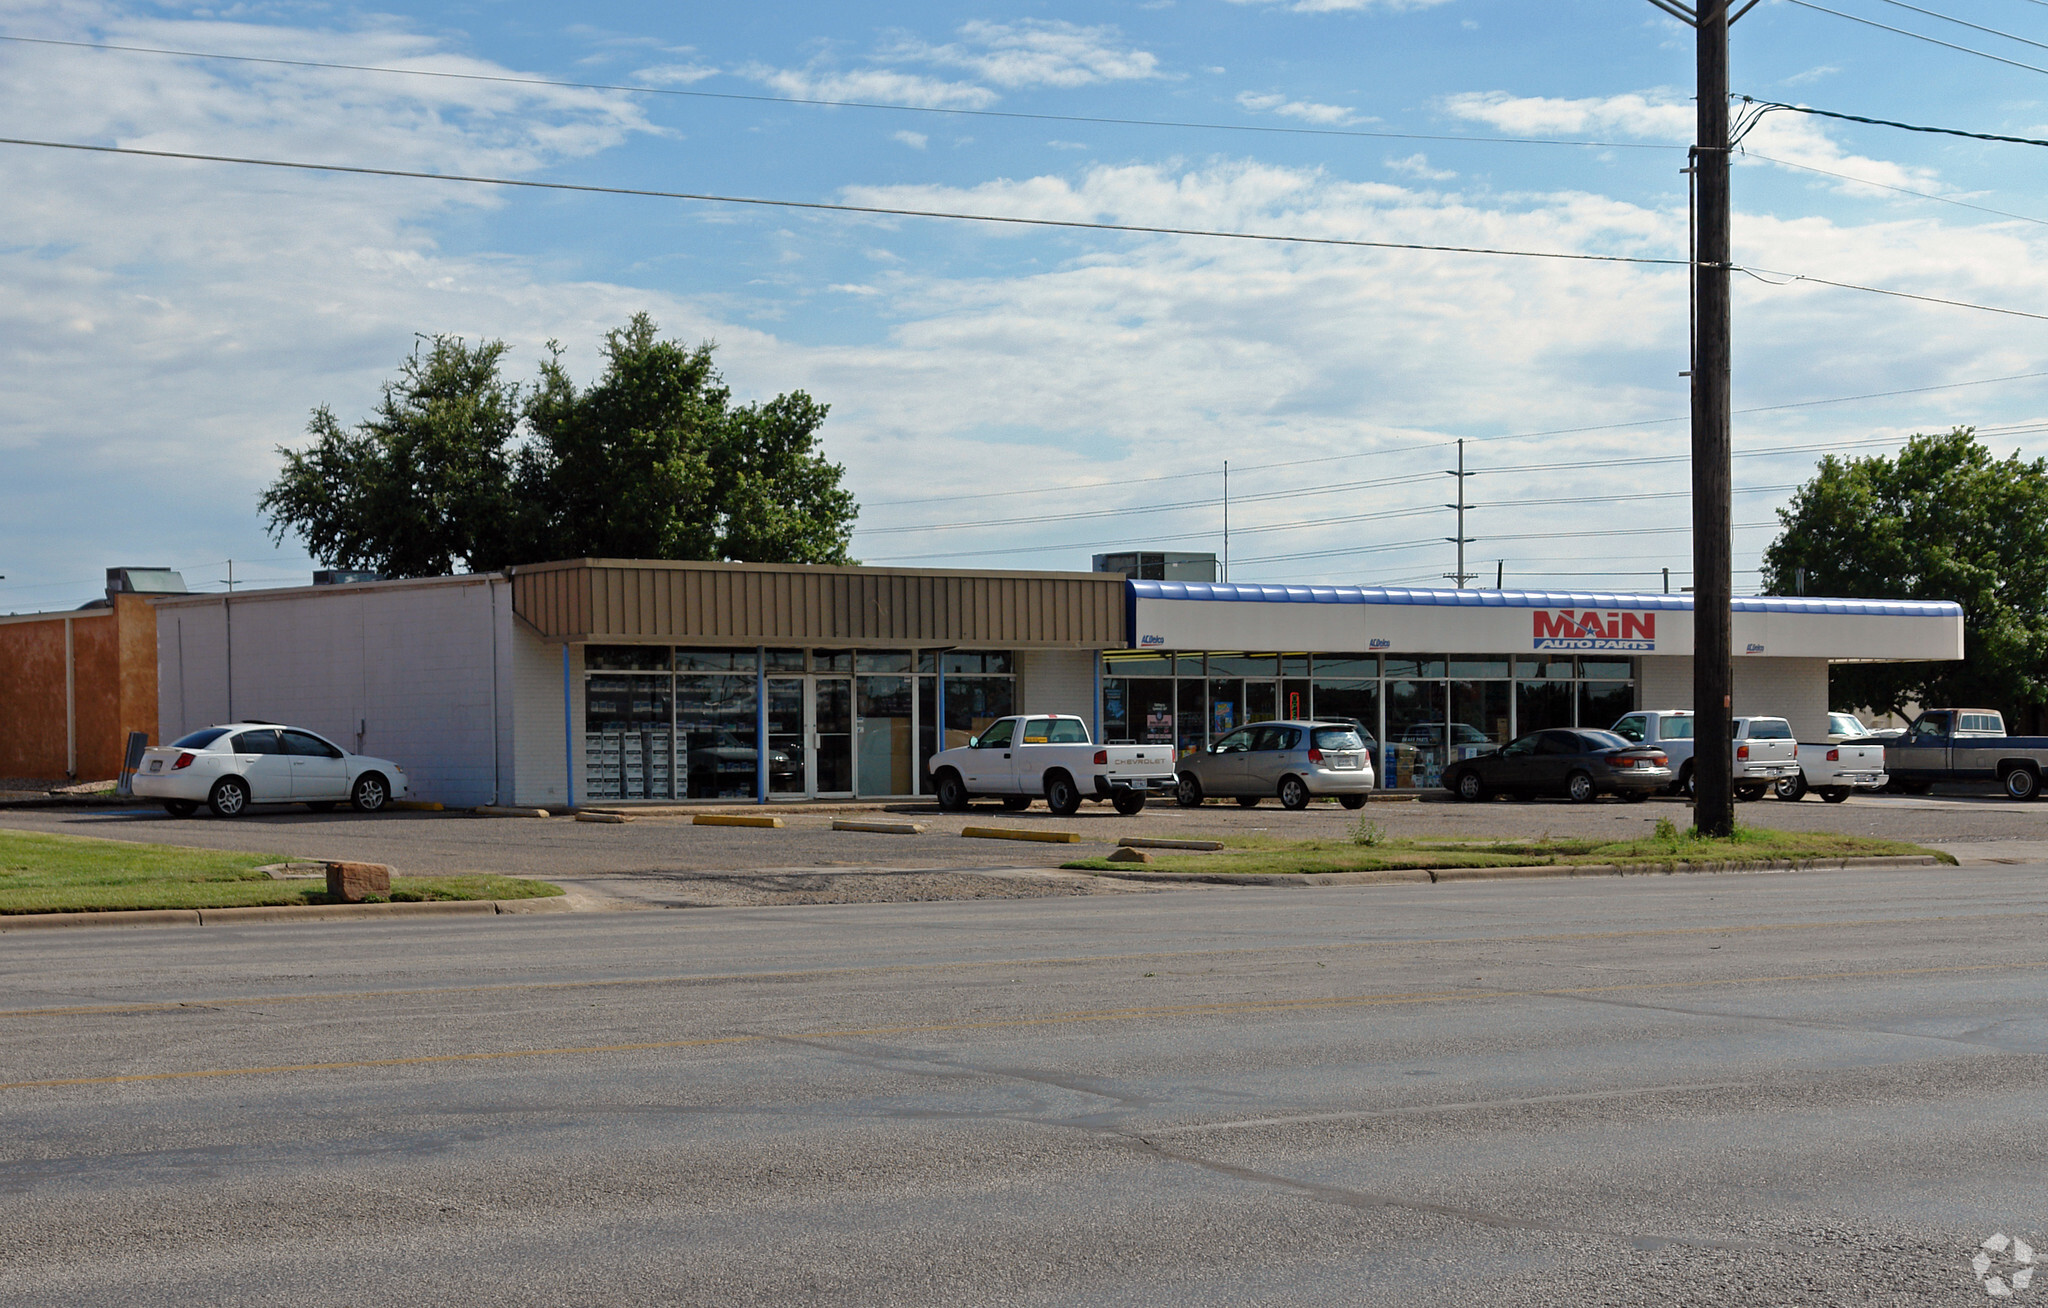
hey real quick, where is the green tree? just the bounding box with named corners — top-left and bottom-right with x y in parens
top-left (262, 315), bottom-right (858, 576)
top-left (259, 335), bottom-right (528, 577)
top-left (1761, 428), bottom-right (2048, 725)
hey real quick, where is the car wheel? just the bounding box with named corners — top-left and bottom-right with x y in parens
top-left (1278, 776), bottom-right (1311, 811)
top-left (350, 773), bottom-right (390, 813)
top-left (1456, 772), bottom-right (1487, 803)
top-left (162, 800), bottom-right (196, 818)
top-left (1566, 771), bottom-right (1597, 804)
top-left (935, 770), bottom-right (969, 812)
top-left (2004, 768), bottom-right (2041, 801)
top-left (1339, 794), bottom-right (1368, 810)
top-left (1045, 772), bottom-right (1082, 817)
top-left (1821, 788), bottom-right (1851, 804)
top-left (1236, 795), bottom-right (1262, 808)
top-left (1735, 783), bottom-right (1768, 802)
top-left (1001, 796), bottom-right (1032, 812)
top-left (208, 776), bottom-right (249, 818)
top-left (1112, 792), bottom-right (1146, 816)
top-left (1677, 763), bottom-right (1695, 799)
top-left (1175, 774), bottom-right (1203, 808)
top-left (1775, 773), bottom-right (1809, 802)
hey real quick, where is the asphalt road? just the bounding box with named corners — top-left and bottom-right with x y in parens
top-left (7, 865), bottom-right (2048, 1305)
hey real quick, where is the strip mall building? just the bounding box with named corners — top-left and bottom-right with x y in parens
top-left (147, 559), bottom-right (1963, 806)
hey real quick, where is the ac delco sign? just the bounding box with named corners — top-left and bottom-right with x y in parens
top-left (1532, 609), bottom-right (1657, 652)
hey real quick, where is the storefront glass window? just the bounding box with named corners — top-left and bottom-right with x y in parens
top-left (1581, 660), bottom-right (1634, 680)
top-left (857, 675), bottom-right (914, 796)
top-left (584, 674), bottom-right (674, 800)
top-left (1386, 658), bottom-right (1447, 680)
top-left (1280, 655), bottom-right (1310, 677)
top-left (1452, 680), bottom-right (1512, 753)
top-left (764, 649), bottom-right (806, 672)
top-left (856, 650), bottom-right (912, 673)
top-left (918, 678), bottom-right (939, 786)
top-left (1124, 680), bottom-right (1175, 746)
top-left (586, 646), bottom-right (671, 671)
top-left (678, 674), bottom-right (759, 799)
top-left (676, 649), bottom-right (757, 672)
top-left (1385, 680), bottom-right (1447, 789)
top-left (1515, 658), bottom-right (1575, 678)
top-left (942, 651), bottom-right (1013, 675)
top-left (1579, 680), bottom-right (1635, 731)
top-left (1516, 679), bottom-right (1576, 734)
top-left (1315, 654), bottom-right (1379, 678)
top-left (1208, 678), bottom-right (1242, 736)
top-left (812, 650), bottom-right (852, 673)
top-left (1448, 658), bottom-right (1511, 679)
top-left (1244, 681), bottom-right (1278, 724)
top-left (1311, 680), bottom-right (1379, 742)
top-left (944, 677), bottom-right (1014, 751)
top-left (1176, 679), bottom-right (1207, 756)
top-left (766, 677), bottom-right (805, 795)
top-left (1207, 654), bottom-right (1277, 677)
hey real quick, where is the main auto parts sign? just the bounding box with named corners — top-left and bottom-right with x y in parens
top-left (1532, 609), bottom-right (1656, 652)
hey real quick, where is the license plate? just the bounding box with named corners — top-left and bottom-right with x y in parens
top-left (1329, 756), bottom-right (1358, 770)
top-left (148, 760), bottom-right (162, 772)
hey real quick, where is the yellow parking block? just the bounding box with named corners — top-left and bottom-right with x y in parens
top-left (961, 826), bottom-right (1080, 844)
top-left (832, 820), bottom-right (927, 835)
top-left (693, 814), bottom-right (785, 829)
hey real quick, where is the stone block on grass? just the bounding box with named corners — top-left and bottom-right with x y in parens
top-left (1105, 847), bottom-right (1152, 864)
top-left (325, 861), bottom-right (392, 902)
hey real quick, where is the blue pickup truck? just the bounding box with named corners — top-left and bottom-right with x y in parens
top-left (1883, 709), bottom-right (2048, 799)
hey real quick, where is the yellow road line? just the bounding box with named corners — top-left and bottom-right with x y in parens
top-left (8, 956), bottom-right (2047, 1093)
top-left (1, 910), bottom-right (2035, 1020)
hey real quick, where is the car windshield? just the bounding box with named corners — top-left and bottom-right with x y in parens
top-left (1312, 727), bottom-right (1364, 750)
top-left (171, 728), bottom-right (230, 749)
top-left (1578, 730), bottom-right (1632, 751)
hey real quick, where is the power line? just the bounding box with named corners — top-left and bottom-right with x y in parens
top-left (1741, 97), bottom-right (2048, 149)
top-left (0, 135), bottom-right (1692, 269)
top-left (1778, 0), bottom-right (2048, 77)
top-left (0, 33), bottom-right (1680, 153)
top-left (1863, 0), bottom-right (2048, 53)
top-left (1741, 148), bottom-right (2048, 227)
top-left (1740, 263), bottom-right (2048, 321)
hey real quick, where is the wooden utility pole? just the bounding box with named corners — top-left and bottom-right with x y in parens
top-left (1693, 2), bottom-right (1735, 836)
top-left (1645, 0), bottom-right (1754, 835)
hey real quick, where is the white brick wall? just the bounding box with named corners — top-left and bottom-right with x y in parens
top-left (153, 577), bottom-right (508, 807)
top-left (1017, 650), bottom-right (1097, 723)
top-left (1636, 655), bottom-right (1832, 741)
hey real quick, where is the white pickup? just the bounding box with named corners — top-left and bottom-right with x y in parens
top-left (1781, 742), bottom-right (1888, 803)
top-left (928, 714), bottom-right (1179, 816)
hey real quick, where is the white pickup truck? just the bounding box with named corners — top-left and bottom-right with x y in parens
top-left (929, 714), bottom-right (1179, 816)
top-left (1775, 739), bottom-right (1888, 803)
top-left (1609, 710), bottom-right (1800, 799)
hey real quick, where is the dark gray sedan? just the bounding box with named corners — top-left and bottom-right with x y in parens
top-left (1175, 720), bottom-right (1377, 811)
top-left (1440, 728), bottom-right (1673, 803)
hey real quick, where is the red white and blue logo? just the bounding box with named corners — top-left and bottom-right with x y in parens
top-left (1532, 610), bottom-right (1656, 652)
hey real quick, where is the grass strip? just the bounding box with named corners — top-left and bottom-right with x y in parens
top-left (0, 829), bottom-right (561, 914)
top-left (1064, 822), bottom-right (1949, 877)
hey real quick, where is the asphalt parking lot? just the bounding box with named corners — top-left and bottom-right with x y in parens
top-left (5, 787), bottom-right (2047, 909)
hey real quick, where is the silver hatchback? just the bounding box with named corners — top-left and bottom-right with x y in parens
top-left (1175, 720), bottom-right (1378, 811)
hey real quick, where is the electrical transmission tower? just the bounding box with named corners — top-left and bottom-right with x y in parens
top-left (1443, 438), bottom-right (1476, 588)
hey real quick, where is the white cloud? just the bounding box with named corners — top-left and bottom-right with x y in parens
top-left (1385, 153), bottom-right (1456, 181)
top-left (741, 62), bottom-right (997, 110)
top-left (892, 130), bottom-right (929, 149)
top-left (1439, 89), bottom-right (1693, 141)
top-left (629, 62), bottom-right (719, 86)
top-left (1237, 91), bottom-right (1362, 126)
top-left (1225, 0), bottom-right (1456, 11)
top-left (1783, 64), bottom-right (1841, 87)
top-left (892, 20), bottom-right (1164, 88)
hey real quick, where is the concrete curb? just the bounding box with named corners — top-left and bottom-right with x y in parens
top-left (962, 826), bottom-right (1081, 844)
top-left (693, 814), bottom-right (784, 829)
top-left (1081, 853), bottom-right (1943, 887)
top-left (0, 896), bottom-right (572, 931)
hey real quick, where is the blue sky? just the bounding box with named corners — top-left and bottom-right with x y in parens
top-left (5, 0), bottom-right (2048, 609)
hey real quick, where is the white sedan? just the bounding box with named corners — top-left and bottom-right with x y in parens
top-left (133, 724), bottom-right (410, 818)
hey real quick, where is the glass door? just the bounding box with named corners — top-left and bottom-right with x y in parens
top-left (767, 677), bottom-right (806, 796)
top-left (811, 677), bottom-right (854, 795)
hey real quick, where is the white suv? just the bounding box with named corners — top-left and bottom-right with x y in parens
top-left (133, 724), bottom-right (410, 818)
